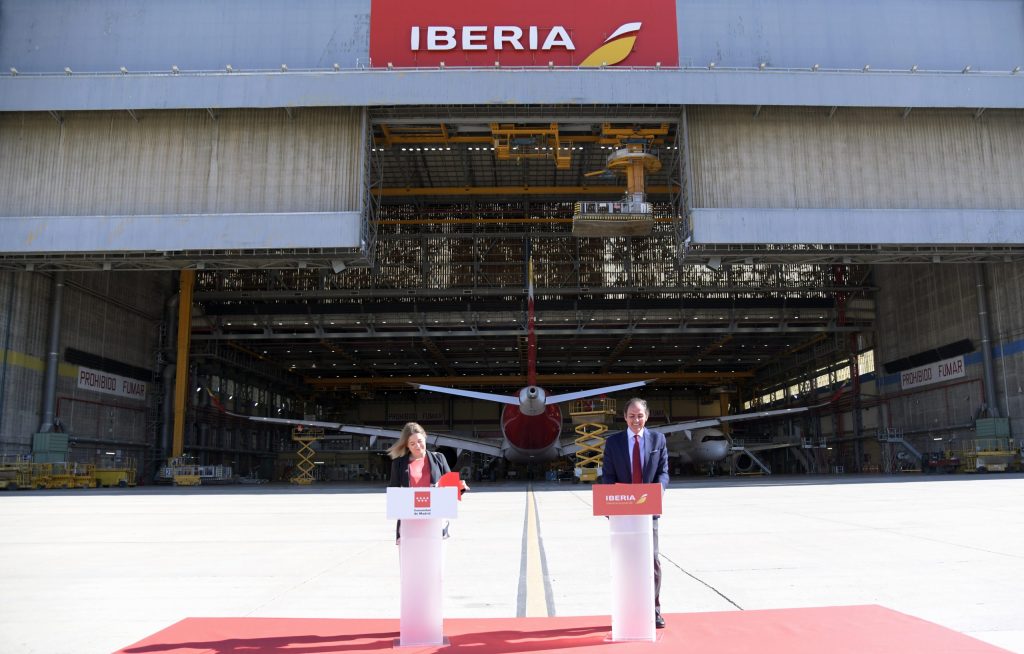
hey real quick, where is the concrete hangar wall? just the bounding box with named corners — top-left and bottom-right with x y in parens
top-left (0, 0), bottom-right (1023, 469)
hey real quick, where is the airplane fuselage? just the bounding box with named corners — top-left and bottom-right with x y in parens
top-left (670, 428), bottom-right (731, 465)
top-left (500, 392), bottom-right (562, 462)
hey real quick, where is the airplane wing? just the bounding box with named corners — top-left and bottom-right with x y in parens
top-left (408, 383), bottom-right (520, 405)
top-left (213, 411), bottom-right (504, 457)
top-left (236, 414), bottom-right (346, 430)
top-left (656, 406), bottom-right (815, 437)
top-left (547, 380), bottom-right (651, 404)
top-left (718, 406), bottom-right (815, 423)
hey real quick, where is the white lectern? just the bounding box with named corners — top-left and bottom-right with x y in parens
top-left (386, 486), bottom-right (458, 647)
top-left (593, 483), bottom-right (664, 642)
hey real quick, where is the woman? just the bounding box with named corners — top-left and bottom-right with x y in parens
top-left (387, 422), bottom-right (468, 543)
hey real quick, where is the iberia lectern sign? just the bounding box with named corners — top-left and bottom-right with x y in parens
top-left (593, 483), bottom-right (663, 642)
top-left (386, 486), bottom-right (459, 647)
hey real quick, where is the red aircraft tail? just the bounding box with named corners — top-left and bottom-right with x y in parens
top-left (527, 259), bottom-right (537, 387)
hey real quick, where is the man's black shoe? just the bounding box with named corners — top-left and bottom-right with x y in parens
top-left (655, 614), bottom-right (665, 629)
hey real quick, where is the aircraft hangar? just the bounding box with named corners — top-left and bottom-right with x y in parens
top-left (1, 0), bottom-right (1023, 484)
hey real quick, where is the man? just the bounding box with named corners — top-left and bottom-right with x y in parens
top-left (601, 397), bottom-right (670, 628)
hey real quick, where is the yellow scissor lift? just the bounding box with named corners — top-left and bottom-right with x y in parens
top-left (569, 398), bottom-right (618, 483)
top-left (290, 426), bottom-right (324, 485)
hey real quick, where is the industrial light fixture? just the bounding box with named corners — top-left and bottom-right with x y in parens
top-left (439, 61), bottom-right (445, 69)
top-left (655, 61), bottom-right (661, 68)
top-left (811, 63), bottom-right (819, 71)
top-left (280, 64), bottom-right (288, 72)
top-left (171, 65), bottom-right (180, 74)
top-left (708, 61), bottom-right (716, 69)
top-left (548, 61), bottom-right (554, 69)
top-left (64, 66), bottom-right (72, 75)
top-left (706, 256), bottom-right (722, 272)
top-left (494, 60), bottom-right (500, 68)
top-left (120, 66), bottom-right (128, 74)
top-left (8, 67), bottom-right (16, 76)
top-left (330, 260), bottom-right (347, 274)
top-left (225, 64), bottom-right (233, 73)
top-left (332, 62), bottom-right (340, 71)
top-left (962, 65), bottom-right (971, 73)
top-left (1012, 66), bottom-right (1020, 74)
top-left (758, 62), bottom-right (766, 70)
top-left (387, 62), bottom-right (393, 69)
top-left (862, 64), bottom-right (871, 72)
top-left (910, 64), bottom-right (918, 73)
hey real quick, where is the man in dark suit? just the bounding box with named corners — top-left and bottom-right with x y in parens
top-left (601, 397), bottom-right (670, 628)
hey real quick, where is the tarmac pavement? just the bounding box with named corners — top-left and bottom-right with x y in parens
top-left (1, 474), bottom-right (1021, 654)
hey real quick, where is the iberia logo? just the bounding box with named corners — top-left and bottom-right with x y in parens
top-left (414, 491), bottom-right (431, 509)
top-left (606, 493), bottom-right (648, 505)
top-left (369, 0), bottom-right (678, 68)
top-left (593, 484), bottom-right (662, 516)
top-left (579, 22), bottom-right (643, 67)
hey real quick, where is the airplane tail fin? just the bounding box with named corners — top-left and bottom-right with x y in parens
top-left (527, 258), bottom-right (537, 387)
top-left (828, 380), bottom-right (853, 404)
top-left (205, 387), bottom-right (228, 414)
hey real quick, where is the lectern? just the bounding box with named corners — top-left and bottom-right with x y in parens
top-left (386, 486), bottom-right (459, 647)
top-left (593, 483), bottom-right (664, 642)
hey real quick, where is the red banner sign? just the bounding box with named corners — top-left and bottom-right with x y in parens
top-left (369, 0), bottom-right (678, 68)
top-left (592, 483), bottom-right (663, 516)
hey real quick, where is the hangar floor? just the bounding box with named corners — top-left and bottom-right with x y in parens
top-left (1, 475), bottom-right (1021, 654)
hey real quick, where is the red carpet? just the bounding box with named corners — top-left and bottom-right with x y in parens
top-left (115, 605), bottom-right (1011, 654)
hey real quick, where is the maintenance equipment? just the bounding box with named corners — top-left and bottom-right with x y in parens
top-left (290, 426), bottom-right (325, 484)
top-left (159, 456), bottom-right (202, 486)
top-left (95, 458), bottom-right (138, 487)
top-left (569, 397), bottom-right (618, 483)
top-left (573, 124), bottom-right (668, 237)
top-left (0, 460), bottom-right (31, 490)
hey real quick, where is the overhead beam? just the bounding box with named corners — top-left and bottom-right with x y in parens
top-left (193, 324), bottom-right (863, 342)
top-left (376, 185), bottom-right (677, 197)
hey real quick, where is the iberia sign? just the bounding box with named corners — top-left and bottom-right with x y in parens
top-left (369, 0), bottom-right (678, 68)
top-left (592, 483), bottom-right (663, 516)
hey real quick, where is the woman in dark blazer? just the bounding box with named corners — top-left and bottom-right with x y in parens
top-left (387, 422), bottom-right (468, 542)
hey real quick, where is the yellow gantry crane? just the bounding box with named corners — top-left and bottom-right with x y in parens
top-left (290, 426), bottom-right (325, 485)
top-left (569, 397), bottom-right (618, 483)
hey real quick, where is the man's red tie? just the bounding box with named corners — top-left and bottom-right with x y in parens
top-left (632, 434), bottom-right (642, 483)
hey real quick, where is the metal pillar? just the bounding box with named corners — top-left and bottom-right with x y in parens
top-left (171, 270), bottom-right (195, 458)
top-left (975, 264), bottom-right (1000, 418)
top-left (38, 272), bottom-right (64, 433)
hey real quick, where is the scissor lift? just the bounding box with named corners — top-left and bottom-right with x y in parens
top-left (569, 398), bottom-right (618, 483)
top-left (290, 427), bottom-right (324, 485)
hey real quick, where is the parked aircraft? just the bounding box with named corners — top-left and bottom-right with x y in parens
top-left (657, 407), bottom-right (814, 470)
top-left (409, 261), bottom-right (648, 461)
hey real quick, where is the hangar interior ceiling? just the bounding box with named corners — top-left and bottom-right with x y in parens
top-left (192, 105), bottom-right (875, 410)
